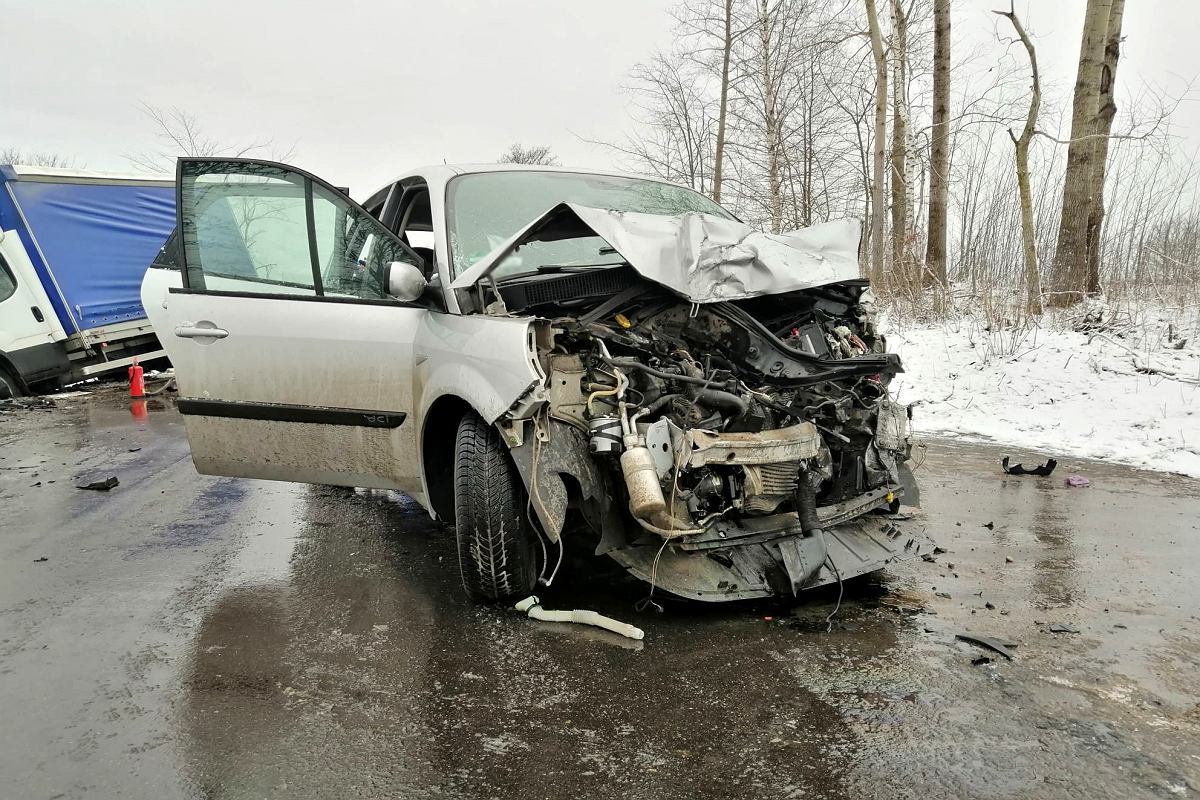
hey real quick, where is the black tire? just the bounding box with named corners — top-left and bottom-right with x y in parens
top-left (453, 412), bottom-right (538, 602)
top-left (0, 367), bottom-right (22, 400)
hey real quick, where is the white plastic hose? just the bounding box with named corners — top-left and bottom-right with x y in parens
top-left (514, 596), bottom-right (645, 641)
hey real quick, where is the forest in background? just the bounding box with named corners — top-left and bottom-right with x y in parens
top-left (601, 0), bottom-right (1197, 324)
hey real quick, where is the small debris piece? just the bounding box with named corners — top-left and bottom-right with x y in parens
top-left (932, 546), bottom-right (946, 555)
top-left (1064, 475), bottom-right (1090, 488)
top-left (1048, 623), bottom-right (1080, 634)
top-left (985, 601), bottom-right (996, 610)
top-left (1005, 556), bottom-right (1014, 563)
top-left (921, 553), bottom-right (936, 562)
top-left (1002, 456), bottom-right (1058, 476)
top-left (983, 521), bottom-right (995, 530)
top-left (971, 656), bottom-right (992, 666)
top-left (33, 557), bottom-right (48, 563)
top-left (128, 447), bottom-right (142, 453)
top-left (936, 592), bottom-right (952, 599)
top-left (1113, 623), bottom-right (1127, 629)
top-left (957, 633), bottom-right (1017, 660)
top-left (76, 476), bottom-right (119, 491)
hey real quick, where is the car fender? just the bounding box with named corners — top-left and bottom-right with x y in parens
top-left (413, 313), bottom-right (545, 426)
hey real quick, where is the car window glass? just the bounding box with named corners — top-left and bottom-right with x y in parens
top-left (181, 163), bottom-right (316, 294)
top-left (313, 183), bottom-right (420, 299)
top-left (446, 171), bottom-right (733, 277)
top-left (180, 161), bottom-right (420, 300)
top-left (0, 255), bottom-right (16, 303)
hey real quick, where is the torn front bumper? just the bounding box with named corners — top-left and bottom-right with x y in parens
top-left (607, 489), bottom-right (928, 601)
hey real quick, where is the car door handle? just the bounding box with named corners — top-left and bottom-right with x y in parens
top-left (175, 323), bottom-right (229, 339)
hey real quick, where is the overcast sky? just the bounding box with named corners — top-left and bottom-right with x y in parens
top-left (2, 0), bottom-right (1196, 200)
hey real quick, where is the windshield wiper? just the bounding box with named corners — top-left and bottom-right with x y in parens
top-left (496, 262), bottom-right (625, 283)
top-left (535, 261), bottom-right (625, 273)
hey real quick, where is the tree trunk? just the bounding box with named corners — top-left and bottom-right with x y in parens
top-left (758, 0), bottom-right (782, 233)
top-left (996, 4), bottom-right (1044, 316)
top-left (712, 0), bottom-right (733, 204)
top-left (925, 0), bottom-right (951, 286)
top-left (1049, 0), bottom-right (1112, 306)
top-left (889, 0), bottom-right (909, 280)
top-left (1083, 0), bottom-right (1125, 294)
top-left (864, 0), bottom-right (887, 280)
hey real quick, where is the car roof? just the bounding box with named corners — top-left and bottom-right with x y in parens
top-left (382, 163), bottom-right (695, 193)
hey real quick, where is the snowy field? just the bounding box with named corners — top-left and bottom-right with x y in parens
top-left (888, 303), bottom-right (1200, 477)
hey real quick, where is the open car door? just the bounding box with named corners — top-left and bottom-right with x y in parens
top-left (143, 158), bottom-right (429, 495)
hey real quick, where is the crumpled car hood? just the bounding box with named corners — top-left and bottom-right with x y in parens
top-left (450, 203), bottom-right (863, 304)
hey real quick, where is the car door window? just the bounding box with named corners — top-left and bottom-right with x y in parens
top-left (0, 255), bottom-right (16, 303)
top-left (179, 160), bottom-right (421, 300)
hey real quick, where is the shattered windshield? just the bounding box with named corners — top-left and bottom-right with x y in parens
top-left (446, 170), bottom-right (731, 278)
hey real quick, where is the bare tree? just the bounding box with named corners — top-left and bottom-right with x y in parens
top-left (587, 52), bottom-right (717, 192)
top-left (497, 143), bottom-right (560, 166)
top-left (888, 0), bottom-right (914, 278)
top-left (1083, 0), bottom-right (1126, 296)
top-left (713, 0), bottom-right (736, 202)
top-left (1049, 0), bottom-right (1117, 304)
top-left (924, 0), bottom-right (950, 286)
top-left (126, 103), bottom-right (292, 173)
top-left (0, 148), bottom-right (77, 168)
top-left (864, 0), bottom-right (888, 277)
top-left (994, 1), bottom-right (1043, 315)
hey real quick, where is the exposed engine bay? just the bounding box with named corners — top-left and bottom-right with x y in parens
top-left (451, 204), bottom-right (920, 600)
top-left (495, 265), bottom-right (917, 601)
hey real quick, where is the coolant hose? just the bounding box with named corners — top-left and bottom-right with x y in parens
top-left (694, 387), bottom-right (748, 417)
top-left (514, 596), bottom-right (645, 640)
top-left (795, 474), bottom-right (824, 536)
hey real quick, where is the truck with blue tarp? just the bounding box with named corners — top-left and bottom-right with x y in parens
top-left (0, 164), bottom-right (175, 396)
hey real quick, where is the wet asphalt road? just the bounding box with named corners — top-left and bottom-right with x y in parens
top-left (1, 387), bottom-right (1198, 800)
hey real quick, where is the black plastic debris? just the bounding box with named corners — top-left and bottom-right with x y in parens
top-left (957, 633), bottom-right (1017, 660)
top-left (1048, 623), bottom-right (1081, 634)
top-left (971, 656), bottom-right (993, 666)
top-left (921, 553), bottom-right (937, 562)
top-left (77, 476), bottom-right (119, 491)
top-left (983, 521), bottom-right (995, 530)
top-left (33, 557), bottom-right (48, 563)
top-left (1002, 456), bottom-right (1058, 476)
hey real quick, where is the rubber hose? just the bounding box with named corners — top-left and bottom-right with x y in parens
top-left (795, 473), bottom-right (824, 536)
top-left (694, 387), bottom-right (748, 416)
top-left (605, 357), bottom-right (714, 388)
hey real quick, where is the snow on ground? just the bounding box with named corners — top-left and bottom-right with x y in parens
top-left (887, 308), bottom-right (1200, 477)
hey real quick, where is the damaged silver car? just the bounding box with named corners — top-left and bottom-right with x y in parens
top-left (143, 160), bottom-right (918, 603)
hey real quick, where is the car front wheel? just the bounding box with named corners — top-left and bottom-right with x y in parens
top-left (0, 367), bottom-right (22, 400)
top-left (453, 412), bottom-right (539, 602)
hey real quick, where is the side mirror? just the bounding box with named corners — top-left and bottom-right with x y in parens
top-left (385, 261), bottom-right (427, 302)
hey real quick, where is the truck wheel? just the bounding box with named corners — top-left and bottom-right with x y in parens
top-left (0, 367), bottom-right (22, 400)
top-left (453, 412), bottom-right (538, 603)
